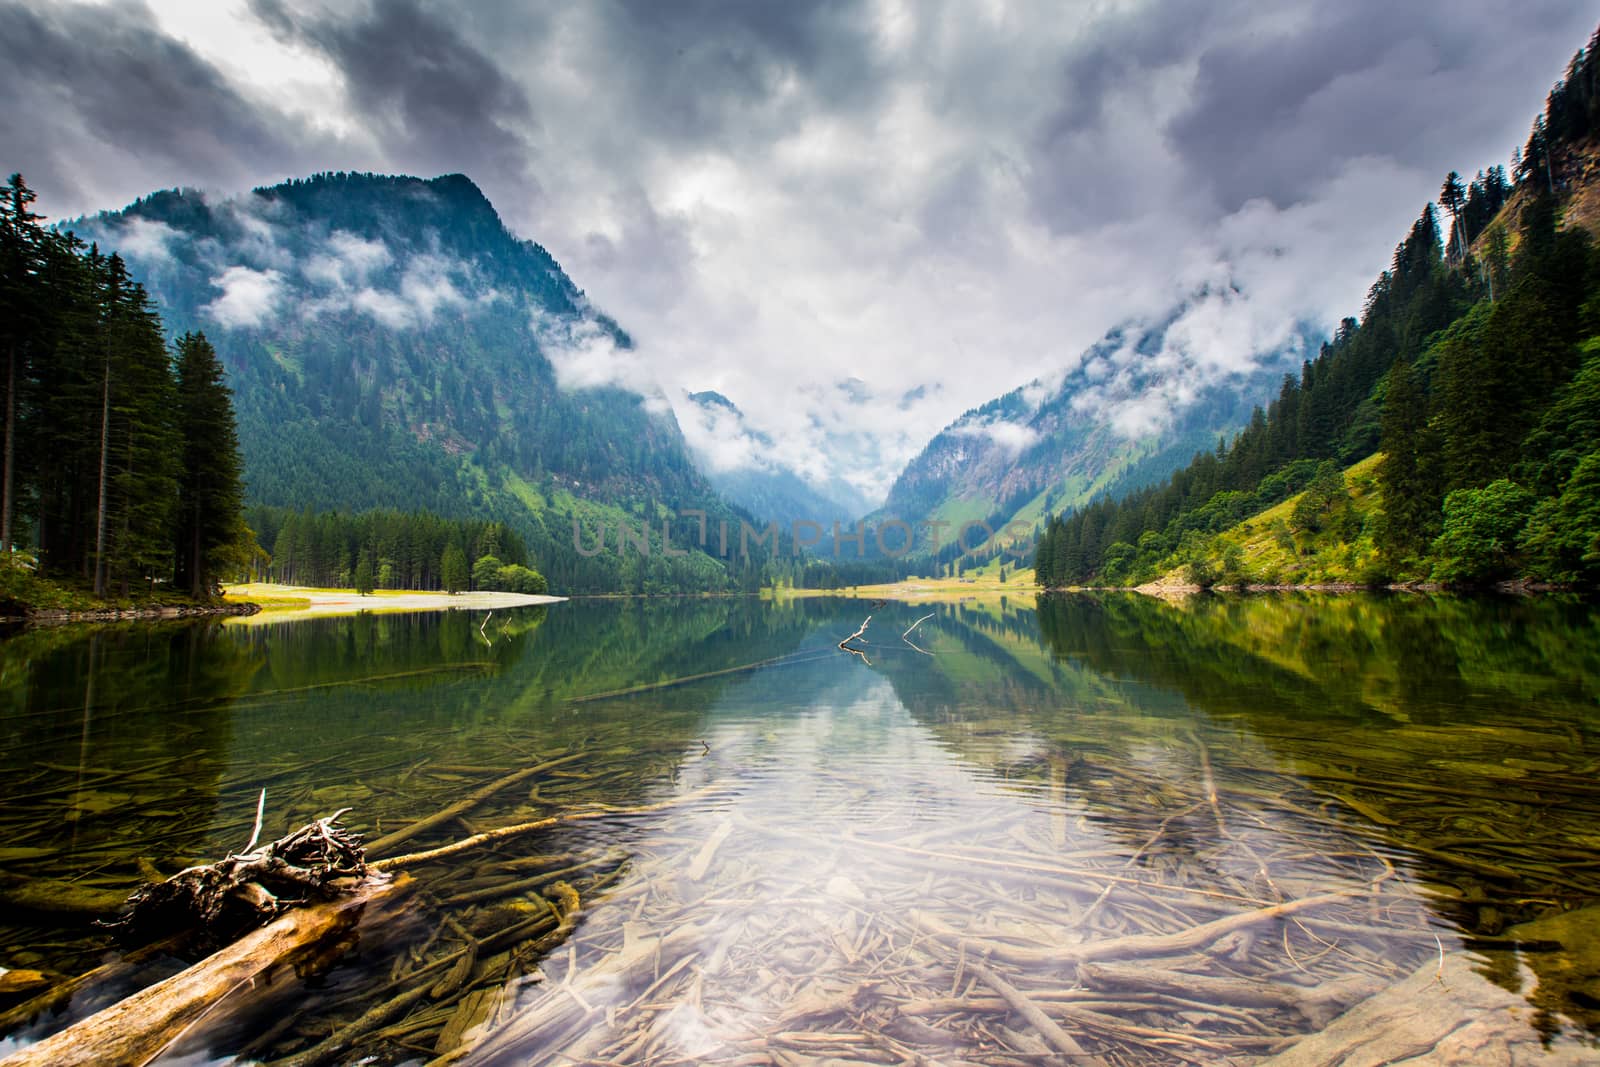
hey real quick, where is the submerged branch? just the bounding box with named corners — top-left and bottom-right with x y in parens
top-left (838, 614), bottom-right (873, 664)
top-left (372, 784), bottom-right (727, 872)
top-left (365, 751), bottom-right (585, 856)
top-left (914, 888), bottom-right (1368, 966)
top-left (567, 649), bottom-right (835, 705)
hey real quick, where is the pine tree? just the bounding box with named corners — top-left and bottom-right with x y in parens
top-left (32, 234), bottom-right (100, 576)
top-left (0, 174), bottom-right (43, 553)
top-left (1440, 172), bottom-right (1468, 260)
top-left (173, 332), bottom-right (245, 599)
top-left (99, 260), bottom-right (179, 594)
top-left (441, 542), bottom-right (467, 594)
top-left (1376, 358), bottom-right (1439, 563)
top-left (353, 551), bottom-right (375, 595)
top-left (1435, 319), bottom-right (1503, 489)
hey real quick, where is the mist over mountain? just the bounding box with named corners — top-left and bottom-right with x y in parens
top-left (67, 170), bottom-right (1340, 586)
top-left (680, 390), bottom-right (873, 529)
top-left (68, 172), bottom-right (762, 591)
top-left (870, 294), bottom-right (1317, 556)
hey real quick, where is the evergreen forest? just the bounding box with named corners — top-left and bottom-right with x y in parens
top-left (1035, 31), bottom-right (1600, 590)
top-left (0, 174), bottom-right (246, 606)
top-left (243, 507), bottom-right (546, 595)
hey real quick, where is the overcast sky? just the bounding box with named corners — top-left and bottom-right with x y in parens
top-left (4, 0), bottom-right (1593, 500)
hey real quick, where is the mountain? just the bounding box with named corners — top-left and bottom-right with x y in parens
top-left (680, 390), bottom-right (871, 530)
top-left (1035, 21), bottom-right (1600, 589)
top-left (866, 297), bottom-right (1313, 563)
top-left (68, 172), bottom-right (766, 593)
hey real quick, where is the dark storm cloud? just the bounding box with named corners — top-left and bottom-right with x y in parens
top-left (1023, 3), bottom-right (1232, 233)
top-left (579, 0), bottom-right (883, 144)
top-left (249, 0), bottom-right (539, 198)
top-left (8, 0), bottom-right (1599, 497)
top-left (0, 1), bottom-right (327, 210)
top-left (1166, 0), bottom-right (1593, 214)
top-left (1024, 0), bottom-right (1599, 232)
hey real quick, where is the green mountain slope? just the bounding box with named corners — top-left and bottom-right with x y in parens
top-left (1037, 22), bottom-right (1600, 590)
top-left (848, 303), bottom-right (1315, 577)
top-left (68, 172), bottom-right (767, 592)
top-left (1141, 453), bottom-right (1386, 588)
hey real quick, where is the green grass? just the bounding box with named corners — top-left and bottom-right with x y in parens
top-left (226, 594), bottom-right (312, 612)
top-left (1152, 453), bottom-right (1386, 586)
top-left (928, 495), bottom-right (997, 531)
top-left (775, 568), bottom-right (1039, 602)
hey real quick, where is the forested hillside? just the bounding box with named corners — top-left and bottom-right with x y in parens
top-left (69, 173), bottom-right (778, 594)
top-left (243, 507), bottom-right (546, 595)
top-left (1036, 26), bottom-right (1600, 590)
top-left (843, 304), bottom-right (1313, 576)
top-left (0, 175), bottom-right (245, 605)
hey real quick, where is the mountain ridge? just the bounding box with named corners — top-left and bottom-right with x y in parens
top-left (858, 299), bottom-right (1315, 568)
top-left (68, 171), bottom-right (770, 592)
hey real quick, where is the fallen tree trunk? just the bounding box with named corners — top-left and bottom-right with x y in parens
top-left (1, 786), bottom-right (720, 1064)
top-left (912, 889), bottom-right (1358, 965)
top-left (1077, 961), bottom-right (1383, 1028)
top-left (0, 877), bottom-right (405, 1067)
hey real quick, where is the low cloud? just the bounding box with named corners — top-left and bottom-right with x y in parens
top-left (398, 255), bottom-right (471, 320)
top-left (303, 230), bottom-right (391, 287)
top-left (205, 265), bottom-right (284, 328)
top-left (349, 287), bottom-right (413, 329)
top-left (532, 311), bottom-right (656, 396)
top-left (1066, 289), bottom-right (1312, 440)
top-left (951, 416), bottom-right (1040, 456)
top-left (298, 237), bottom-right (482, 329)
top-left (112, 217), bottom-right (180, 263)
top-left (228, 205), bottom-right (294, 270)
top-left (676, 395), bottom-right (773, 474)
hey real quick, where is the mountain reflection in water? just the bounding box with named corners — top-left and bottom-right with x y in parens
top-left (0, 592), bottom-right (1596, 1064)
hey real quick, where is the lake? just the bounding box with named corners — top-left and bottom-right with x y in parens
top-left (1, 592), bottom-right (1598, 1065)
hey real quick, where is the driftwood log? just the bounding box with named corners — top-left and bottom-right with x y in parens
top-left (102, 808), bottom-right (368, 951)
top-left (0, 787), bottom-right (719, 1067)
top-left (0, 877), bottom-right (403, 1067)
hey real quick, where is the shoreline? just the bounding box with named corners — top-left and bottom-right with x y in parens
top-left (4, 601), bottom-right (263, 626)
top-left (221, 583), bottom-right (566, 624)
top-left (773, 579), bottom-right (1040, 602)
top-left (770, 576), bottom-right (1589, 604)
top-left (1126, 578), bottom-right (1583, 598)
